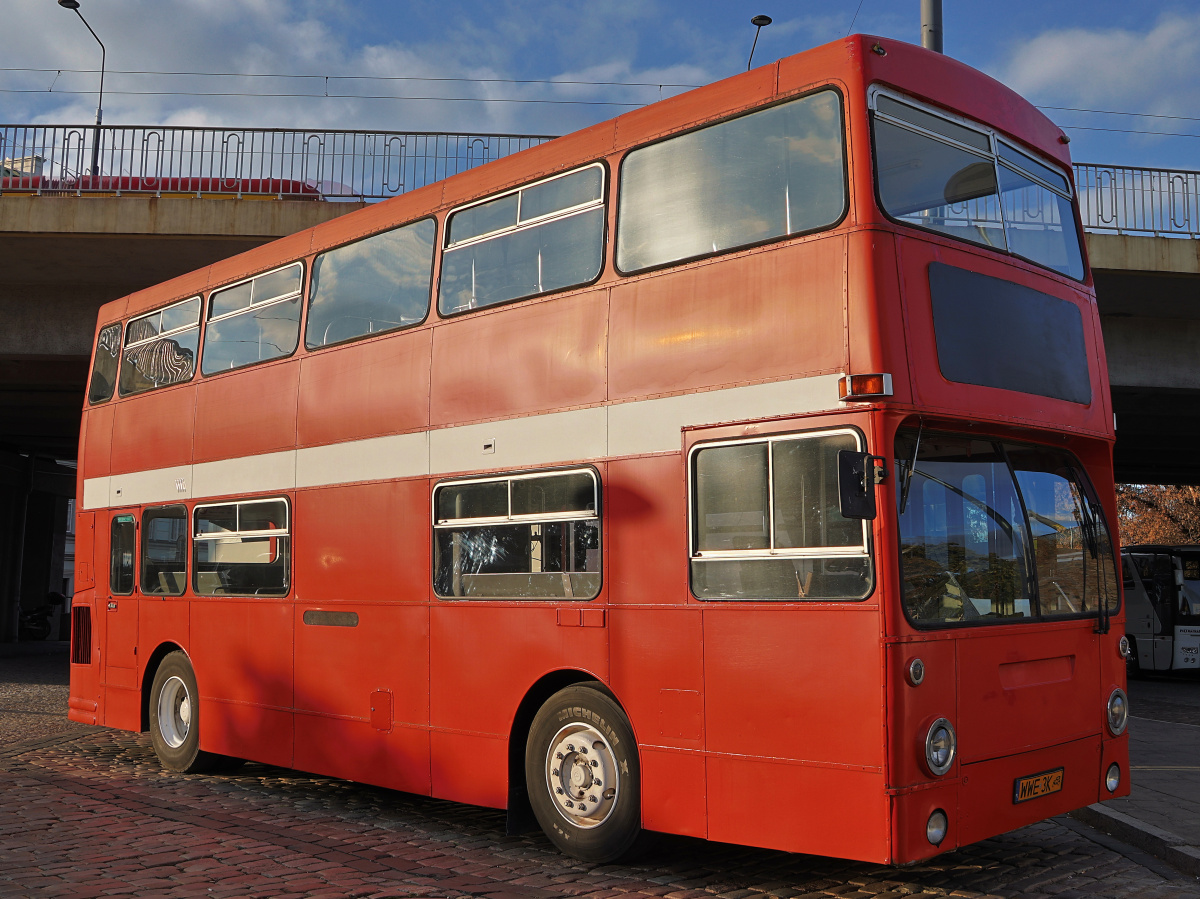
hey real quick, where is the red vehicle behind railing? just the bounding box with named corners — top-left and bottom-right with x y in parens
top-left (0, 175), bottom-right (322, 198)
top-left (69, 34), bottom-right (1129, 865)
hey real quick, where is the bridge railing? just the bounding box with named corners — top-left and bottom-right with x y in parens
top-left (1074, 164), bottom-right (1198, 238)
top-left (0, 124), bottom-right (554, 200)
top-left (3, 125), bottom-right (1198, 235)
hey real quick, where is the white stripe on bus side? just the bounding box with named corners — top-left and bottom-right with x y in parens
top-left (82, 373), bottom-right (842, 510)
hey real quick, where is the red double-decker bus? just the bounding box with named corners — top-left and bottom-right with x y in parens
top-left (69, 34), bottom-right (1129, 865)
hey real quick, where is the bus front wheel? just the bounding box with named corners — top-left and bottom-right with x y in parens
top-left (525, 684), bottom-right (643, 862)
top-left (149, 651), bottom-right (218, 773)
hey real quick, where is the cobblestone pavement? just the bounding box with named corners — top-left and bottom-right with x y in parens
top-left (1, 651), bottom-right (1198, 899)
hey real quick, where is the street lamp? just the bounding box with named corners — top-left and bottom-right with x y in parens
top-left (746, 15), bottom-right (772, 71)
top-left (58, 0), bottom-right (105, 178)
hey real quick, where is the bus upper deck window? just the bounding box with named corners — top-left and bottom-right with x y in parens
top-left (118, 297), bottom-right (201, 396)
top-left (88, 323), bottom-right (122, 404)
top-left (872, 91), bottom-right (1085, 281)
top-left (617, 90), bottom-right (847, 273)
top-left (203, 263), bottom-right (303, 375)
top-left (306, 219), bottom-right (435, 349)
top-left (439, 165), bottom-right (605, 315)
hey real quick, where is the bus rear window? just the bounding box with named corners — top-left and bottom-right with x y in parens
top-left (617, 90), bottom-right (846, 273)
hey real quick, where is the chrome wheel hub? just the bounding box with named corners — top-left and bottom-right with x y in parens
top-left (157, 675), bottom-right (192, 749)
top-left (546, 723), bottom-right (619, 828)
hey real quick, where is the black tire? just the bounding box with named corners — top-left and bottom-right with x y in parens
top-left (148, 651), bottom-right (218, 773)
top-left (525, 683), bottom-right (642, 862)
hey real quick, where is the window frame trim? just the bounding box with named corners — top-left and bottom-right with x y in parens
top-left (109, 513), bottom-right (137, 597)
top-left (206, 261), bottom-right (305, 326)
top-left (688, 427), bottom-right (870, 564)
top-left (193, 497), bottom-right (292, 541)
top-left (139, 503), bottom-right (189, 596)
top-left (124, 295), bottom-right (203, 351)
top-left (613, 85), bottom-right (851, 278)
top-left (444, 162), bottom-right (607, 250)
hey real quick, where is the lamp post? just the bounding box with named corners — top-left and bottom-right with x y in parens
top-left (746, 15), bottom-right (772, 71)
top-left (57, 0), bottom-right (105, 179)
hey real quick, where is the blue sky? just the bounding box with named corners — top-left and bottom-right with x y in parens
top-left (2, 0), bottom-right (1198, 171)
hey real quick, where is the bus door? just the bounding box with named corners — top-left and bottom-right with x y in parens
top-left (102, 511), bottom-right (140, 688)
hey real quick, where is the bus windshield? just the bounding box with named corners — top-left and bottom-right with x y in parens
top-left (895, 429), bottom-right (1118, 626)
top-left (873, 93), bottom-right (1085, 281)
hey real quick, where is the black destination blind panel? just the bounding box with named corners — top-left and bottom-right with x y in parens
top-left (929, 262), bottom-right (1091, 405)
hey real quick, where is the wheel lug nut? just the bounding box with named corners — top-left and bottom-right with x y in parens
top-left (591, 759), bottom-right (598, 767)
top-left (594, 779), bottom-right (601, 787)
top-left (567, 744), bottom-right (575, 752)
top-left (555, 787), bottom-right (563, 794)
top-left (555, 752), bottom-right (564, 760)
top-left (580, 745), bottom-right (588, 754)
top-left (552, 768), bottom-right (559, 776)
top-left (565, 800), bottom-right (574, 808)
top-left (588, 795), bottom-right (598, 803)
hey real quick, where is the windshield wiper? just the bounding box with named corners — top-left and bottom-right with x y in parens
top-left (898, 419), bottom-right (923, 514)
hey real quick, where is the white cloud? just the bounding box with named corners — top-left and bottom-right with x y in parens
top-left (994, 12), bottom-right (1200, 120)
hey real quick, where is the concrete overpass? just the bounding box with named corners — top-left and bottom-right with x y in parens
top-left (1092, 234), bottom-right (1200, 484)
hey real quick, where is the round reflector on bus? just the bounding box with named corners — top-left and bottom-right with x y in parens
top-left (924, 718), bottom-right (956, 776)
top-left (926, 809), bottom-right (948, 846)
top-left (1106, 688), bottom-right (1129, 736)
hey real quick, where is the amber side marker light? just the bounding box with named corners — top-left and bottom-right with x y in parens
top-left (839, 373), bottom-right (893, 401)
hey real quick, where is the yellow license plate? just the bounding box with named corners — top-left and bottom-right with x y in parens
top-left (1013, 767), bottom-right (1064, 804)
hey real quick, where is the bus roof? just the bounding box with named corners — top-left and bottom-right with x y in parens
top-left (96, 33), bottom-right (1072, 327)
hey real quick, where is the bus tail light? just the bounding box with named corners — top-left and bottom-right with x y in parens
top-left (924, 718), bottom-right (956, 776)
top-left (839, 373), bottom-right (893, 400)
top-left (1106, 688), bottom-right (1128, 736)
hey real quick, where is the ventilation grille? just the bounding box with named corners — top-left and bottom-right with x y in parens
top-left (71, 607), bottom-right (92, 665)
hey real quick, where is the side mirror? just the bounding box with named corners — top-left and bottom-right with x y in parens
top-left (1176, 568), bottom-right (1185, 587)
top-left (838, 450), bottom-right (883, 520)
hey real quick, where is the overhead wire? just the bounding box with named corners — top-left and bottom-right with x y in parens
top-left (1, 67), bottom-right (1196, 136)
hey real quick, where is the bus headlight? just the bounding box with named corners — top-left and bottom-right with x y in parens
top-left (925, 718), bottom-right (956, 776)
top-left (1105, 763), bottom-right (1121, 793)
top-left (1106, 689), bottom-right (1129, 736)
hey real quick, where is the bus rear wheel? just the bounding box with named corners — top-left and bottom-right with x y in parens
top-left (525, 684), bottom-right (642, 862)
top-left (149, 651), bottom-right (218, 773)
